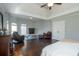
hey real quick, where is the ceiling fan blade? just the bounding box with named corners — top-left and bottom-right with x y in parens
top-left (54, 3), bottom-right (62, 5)
top-left (41, 4), bottom-right (47, 7)
top-left (40, 3), bottom-right (62, 10)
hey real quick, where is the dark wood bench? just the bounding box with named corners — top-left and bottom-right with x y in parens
top-left (0, 35), bottom-right (13, 56)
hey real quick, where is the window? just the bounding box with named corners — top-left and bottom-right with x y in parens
top-left (7, 20), bottom-right (9, 31)
top-left (6, 20), bottom-right (9, 34)
top-left (21, 24), bottom-right (27, 35)
top-left (11, 23), bottom-right (17, 34)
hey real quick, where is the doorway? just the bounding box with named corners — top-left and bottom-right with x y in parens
top-left (52, 20), bottom-right (65, 40)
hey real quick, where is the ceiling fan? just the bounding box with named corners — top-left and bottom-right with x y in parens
top-left (41, 3), bottom-right (62, 10)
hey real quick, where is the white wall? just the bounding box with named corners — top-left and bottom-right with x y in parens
top-left (35, 20), bottom-right (52, 34)
top-left (51, 11), bottom-right (79, 41)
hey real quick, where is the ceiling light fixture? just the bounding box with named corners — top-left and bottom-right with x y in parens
top-left (47, 3), bottom-right (54, 7)
top-left (47, 0), bottom-right (53, 7)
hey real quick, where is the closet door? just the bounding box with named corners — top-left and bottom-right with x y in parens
top-left (52, 20), bottom-right (65, 40)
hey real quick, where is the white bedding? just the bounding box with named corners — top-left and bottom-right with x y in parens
top-left (41, 41), bottom-right (79, 56)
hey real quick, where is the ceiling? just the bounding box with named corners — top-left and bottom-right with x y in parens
top-left (0, 3), bottom-right (79, 20)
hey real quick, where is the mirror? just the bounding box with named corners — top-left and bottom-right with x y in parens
top-left (0, 12), bottom-right (3, 30)
top-left (0, 13), bottom-right (2, 30)
top-left (0, 12), bottom-right (5, 35)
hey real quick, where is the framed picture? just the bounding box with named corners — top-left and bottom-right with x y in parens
top-left (29, 28), bottom-right (35, 34)
top-left (0, 12), bottom-right (3, 30)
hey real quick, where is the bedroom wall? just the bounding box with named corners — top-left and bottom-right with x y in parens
top-left (35, 20), bottom-right (52, 34)
top-left (51, 11), bottom-right (79, 41)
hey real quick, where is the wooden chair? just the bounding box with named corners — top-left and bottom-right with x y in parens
top-left (43, 31), bottom-right (52, 40)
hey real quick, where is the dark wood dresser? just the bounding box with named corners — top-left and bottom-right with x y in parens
top-left (0, 35), bottom-right (13, 56)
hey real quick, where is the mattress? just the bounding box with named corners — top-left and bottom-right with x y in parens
top-left (41, 40), bottom-right (79, 56)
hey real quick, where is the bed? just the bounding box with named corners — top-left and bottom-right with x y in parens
top-left (41, 39), bottom-right (79, 56)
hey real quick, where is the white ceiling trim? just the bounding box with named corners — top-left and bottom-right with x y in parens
top-left (47, 6), bottom-right (79, 20)
top-left (9, 11), bottom-right (47, 20)
top-left (12, 7), bottom-right (79, 20)
top-left (23, 12), bottom-right (47, 20)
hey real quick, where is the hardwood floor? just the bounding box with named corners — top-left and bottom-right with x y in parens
top-left (14, 39), bottom-right (58, 56)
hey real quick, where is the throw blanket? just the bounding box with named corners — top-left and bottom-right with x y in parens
top-left (41, 41), bottom-right (79, 56)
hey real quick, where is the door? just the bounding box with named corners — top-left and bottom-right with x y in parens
top-left (52, 20), bottom-right (65, 40)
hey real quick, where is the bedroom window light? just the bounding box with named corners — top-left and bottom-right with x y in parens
top-left (21, 24), bottom-right (27, 35)
top-left (6, 20), bottom-right (9, 34)
top-left (7, 20), bottom-right (9, 30)
top-left (11, 23), bottom-right (17, 34)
